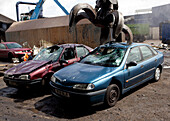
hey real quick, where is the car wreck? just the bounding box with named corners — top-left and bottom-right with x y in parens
top-left (50, 42), bottom-right (164, 107)
top-left (3, 44), bottom-right (92, 89)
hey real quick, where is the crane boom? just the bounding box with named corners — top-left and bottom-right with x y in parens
top-left (16, 0), bottom-right (69, 21)
top-left (30, 0), bottom-right (69, 20)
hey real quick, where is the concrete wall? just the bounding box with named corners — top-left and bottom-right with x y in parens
top-left (149, 27), bottom-right (159, 40)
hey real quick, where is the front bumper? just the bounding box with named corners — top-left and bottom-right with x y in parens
top-left (13, 52), bottom-right (32, 58)
top-left (50, 81), bottom-right (106, 105)
top-left (3, 77), bottom-right (42, 88)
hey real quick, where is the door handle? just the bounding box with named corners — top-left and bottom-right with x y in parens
top-left (140, 65), bottom-right (144, 68)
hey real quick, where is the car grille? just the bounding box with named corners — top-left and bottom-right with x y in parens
top-left (22, 50), bottom-right (31, 52)
top-left (5, 74), bottom-right (20, 80)
top-left (55, 78), bottom-right (74, 86)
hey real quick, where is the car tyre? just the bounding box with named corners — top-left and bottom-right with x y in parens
top-left (8, 53), bottom-right (13, 63)
top-left (42, 75), bottom-right (52, 90)
top-left (153, 67), bottom-right (161, 82)
top-left (104, 84), bottom-right (120, 107)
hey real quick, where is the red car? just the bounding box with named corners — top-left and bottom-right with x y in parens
top-left (0, 42), bottom-right (32, 62)
top-left (3, 44), bottom-right (92, 89)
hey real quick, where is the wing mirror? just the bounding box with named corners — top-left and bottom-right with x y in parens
top-left (126, 61), bottom-right (137, 68)
top-left (59, 59), bottom-right (68, 65)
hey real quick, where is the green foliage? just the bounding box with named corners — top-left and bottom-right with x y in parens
top-left (127, 24), bottom-right (149, 35)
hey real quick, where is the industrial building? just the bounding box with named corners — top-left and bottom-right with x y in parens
top-left (125, 3), bottom-right (170, 40)
top-left (0, 14), bottom-right (15, 42)
top-left (5, 3), bottom-right (170, 48)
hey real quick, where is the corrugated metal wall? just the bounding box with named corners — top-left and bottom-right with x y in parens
top-left (6, 16), bottom-right (101, 48)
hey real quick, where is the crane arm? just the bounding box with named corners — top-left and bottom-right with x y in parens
top-left (30, 0), bottom-right (69, 20)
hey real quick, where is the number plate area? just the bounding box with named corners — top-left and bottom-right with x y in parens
top-left (9, 81), bottom-right (17, 86)
top-left (55, 89), bottom-right (70, 98)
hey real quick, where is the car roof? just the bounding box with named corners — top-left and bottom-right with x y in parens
top-left (1, 42), bottom-right (18, 44)
top-left (101, 42), bottom-right (149, 49)
top-left (57, 43), bottom-right (85, 48)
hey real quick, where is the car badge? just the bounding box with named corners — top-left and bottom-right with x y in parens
top-left (61, 79), bottom-right (66, 82)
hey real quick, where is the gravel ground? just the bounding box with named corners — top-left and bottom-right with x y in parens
top-left (0, 40), bottom-right (169, 121)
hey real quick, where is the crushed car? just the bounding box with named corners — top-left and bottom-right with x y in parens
top-left (50, 42), bottom-right (164, 107)
top-left (3, 44), bottom-right (92, 89)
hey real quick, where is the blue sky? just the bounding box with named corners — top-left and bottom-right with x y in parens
top-left (0, 0), bottom-right (170, 21)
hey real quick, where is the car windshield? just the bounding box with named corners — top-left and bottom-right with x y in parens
top-left (6, 43), bottom-right (22, 49)
top-left (80, 46), bottom-right (126, 67)
top-left (33, 46), bottom-right (63, 62)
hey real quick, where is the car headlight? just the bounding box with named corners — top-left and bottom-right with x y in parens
top-left (51, 75), bottom-right (56, 83)
top-left (14, 51), bottom-right (23, 54)
top-left (19, 75), bottom-right (30, 80)
top-left (73, 83), bottom-right (95, 90)
top-left (4, 74), bottom-right (8, 78)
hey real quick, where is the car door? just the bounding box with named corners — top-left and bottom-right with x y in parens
top-left (139, 45), bottom-right (157, 80)
top-left (124, 47), bottom-right (144, 88)
top-left (61, 47), bottom-right (78, 66)
top-left (0, 44), bottom-right (8, 58)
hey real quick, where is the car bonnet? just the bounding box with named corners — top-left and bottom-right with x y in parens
top-left (5, 60), bottom-right (50, 75)
top-left (53, 62), bottom-right (118, 84)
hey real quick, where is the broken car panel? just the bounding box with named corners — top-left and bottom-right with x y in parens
top-left (50, 42), bottom-right (164, 107)
top-left (3, 44), bottom-right (92, 89)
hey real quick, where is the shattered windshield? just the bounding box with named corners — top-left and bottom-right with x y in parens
top-left (33, 46), bottom-right (63, 62)
top-left (80, 46), bottom-right (126, 67)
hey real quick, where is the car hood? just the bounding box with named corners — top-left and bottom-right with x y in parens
top-left (54, 62), bottom-right (118, 84)
top-left (5, 60), bottom-right (51, 75)
top-left (10, 48), bottom-right (31, 51)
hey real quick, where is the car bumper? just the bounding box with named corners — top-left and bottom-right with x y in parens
top-left (50, 81), bottom-right (106, 105)
top-left (3, 77), bottom-right (42, 88)
top-left (13, 52), bottom-right (32, 58)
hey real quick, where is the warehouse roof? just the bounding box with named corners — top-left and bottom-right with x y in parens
top-left (0, 14), bottom-right (15, 23)
top-left (6, 15), bottom-right (91, 32)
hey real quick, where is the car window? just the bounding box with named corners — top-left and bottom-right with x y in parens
top-left (149, 46), bottom-right (158, 55)
top-left (81, 47), bottom-right (126, 67)
top-left (33, 46), bottom-right (63, 62)
top-left (127, 47), bottom-right (142, 64)
top-left (0, 44), bottom-right (6, 49)
top-left (62, 48), bottom-right (75, 60)
top-left (76, 46), bottom-right (89, 58)
top-left (140, 46), bottom-right (153, 60)
top-left (6, 43), bottom-right (22, 49)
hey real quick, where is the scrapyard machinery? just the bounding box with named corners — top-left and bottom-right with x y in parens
top-left (6, 0), bottom-right (133, 49)
top-left (16, 0), bottom-right (69, 21)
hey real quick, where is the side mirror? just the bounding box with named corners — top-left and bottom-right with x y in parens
top-left (126, 61), bottom-right (137, 68)
top-left (59, 59), bottom-right (68, 65)
top-left (80, 56), bottom-right (84, 60)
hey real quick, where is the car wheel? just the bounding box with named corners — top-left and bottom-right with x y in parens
top-left (104, 84), bottom-right (120, 107)
top-left (42, 75), bottom-right (52, 88)
top-left (8, 53), bottom-right (13, 63)
top-left (154, 67), bottom-right (161, 82)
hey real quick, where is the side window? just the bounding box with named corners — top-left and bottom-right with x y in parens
top-left (0, 44), bottom-right (6, 49)
top-left (76, 46), bottom-right (88, 58)
top-left (127, 47), bottom-right (142, 63)
top-left (140, 46), bottom-right (153, 60)
top-left (149, 47), bottom-right (158, 55)
top-left (62, 48), bottom-right (75, 60)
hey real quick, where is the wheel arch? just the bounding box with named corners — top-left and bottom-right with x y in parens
top-left (109, 78), bottom-right (123, 94)
top-left (157, 64), bottom-right (163, 73)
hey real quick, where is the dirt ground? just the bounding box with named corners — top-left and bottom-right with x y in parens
top-left (0, 40), bottom-right (169, 121)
